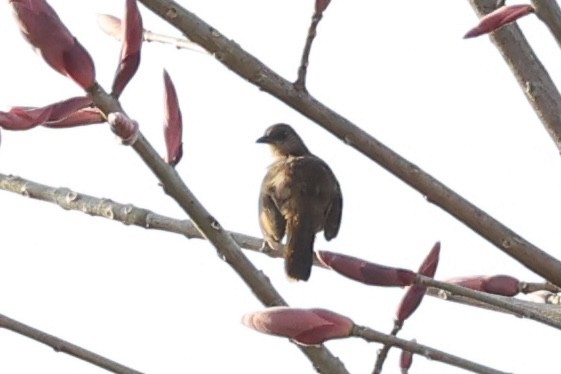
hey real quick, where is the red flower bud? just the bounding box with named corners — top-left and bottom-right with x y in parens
top-left (0, 96), bottom-right (93, 130)
top-left (315, 0), bottom-right (331, 14)
top-left (10, 0), bottom-right (96, 88)
top-left (242, 307), bottom-right (353, 346)
top-left (163, 69), bottom-right (184, 167)
top-left (446, 275), bottom-right (520, 296)
top-left (111, 0), bottom-right (143, 97)
top-left (395, 242), bottom-right (441, 322)
top-left (464, 4), bottom-right (534, 39)
top-left (318, 250), bottom-right (416, 287)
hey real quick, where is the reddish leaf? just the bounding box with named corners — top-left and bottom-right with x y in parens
top-left (395, 242), bottom-right (441, 322)
top-left (107, 112), bottom-right (139, 145)
top-left (10, 0), bottom-right (95, 88)
top-left (318, 250), bottom-right (416, 287)
top-left (315, 0), bottom-right (331, 14)
top-left (447, 275), bottom-right (520, 296)
top-left (464, 4), bottom-right (534, 38)
top-left (112, 0), bottom-right (143, 97)
top-left (0, 97), bottom-right (92, 130)
top-left (242, 307), bottom-right (353, 346)
top-left (163, 69), bottom-right (184, 167)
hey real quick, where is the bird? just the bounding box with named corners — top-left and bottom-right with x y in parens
top-left (256, 123), bottom-right (342, 281)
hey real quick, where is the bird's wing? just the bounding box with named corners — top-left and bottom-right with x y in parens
top-left (324, 179), bottom-right (342, 240)
top-left (259, 186), bottom-right (286, 247)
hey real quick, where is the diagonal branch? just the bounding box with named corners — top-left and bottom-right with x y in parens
top-left (0, 313), bottom-right (142, 374)
top-left (468, 0), bottom-right (561, 151)
top-left (531, 0), bottom-right (561, 49)
top-left (136, 0), bottom-right (561, 287)
top-left (85, 83), bottom-right (348, 374)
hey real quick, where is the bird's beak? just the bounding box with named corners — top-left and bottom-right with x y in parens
top-left (256, 135), bottom-right (271, 144)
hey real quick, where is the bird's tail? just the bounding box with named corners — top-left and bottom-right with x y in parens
top-left (285, 215), bottom-right (315, 281)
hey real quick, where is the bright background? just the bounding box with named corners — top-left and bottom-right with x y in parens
top-left (0, 1), bottom-right (560, 373)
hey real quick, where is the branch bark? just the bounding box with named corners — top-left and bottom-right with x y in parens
top-left (0, 313), bottom-right (142, 374)
top-left (353, 324), bottom-right (509, 374)
top-left (468, 0), bottom-right (561, 151)
top-left (136, 0), bottom-right (561, 287)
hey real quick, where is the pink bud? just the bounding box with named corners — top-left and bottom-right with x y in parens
top-left (107, 112), bottom-right (139, 145)
top-left (0, 96), bottom-right (92, 130)
top-left (163, 69), bottom-right (183, 167)
top-left (10, 0), bottom-right (96, 88)
top-left (242, 307), bottom-right (353, 346)
top-left (395, 242), bottom-right (441, 322)
top-left (447, 275), bottom-right (520, 296)
top-left (418, 241), bottom-right (440, 277)
top-left (315, 0), bottom-right (331, 14)
top-left (464, 4), bottom-right (534, 38)
top-left (111, 0), bottom-right (143, 97)
top-left (318, 250), bottom-right (415, 287)
top-left (400, 347), bottom-right (413, 371)
top-left (97, 14), bottom-right (123, 40)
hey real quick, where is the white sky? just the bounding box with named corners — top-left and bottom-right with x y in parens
top-left (0, 1), bottom-right (560, 373)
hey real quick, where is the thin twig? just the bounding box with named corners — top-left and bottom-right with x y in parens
top-left (294, 10), bottom-right (324, 91)
top-left (137, 0), bottom-right (561, 288)
top-left (372, 320), bottom-right (402, 374)
top-left (418, 275), bottom-right (561, 330)
top-left (85, 83), bottom-right (348, 374)
top-left (143, 29), bottom-right (207, 53)
top-left (0, 313), bottom-right (143, 374)
top-left (353, 324), bottom-right (509, 374)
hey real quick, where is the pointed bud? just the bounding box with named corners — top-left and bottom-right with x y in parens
top-left (242, 307), bottom-right (353, 346)
top-left (0, 96), bottom-right (92, 130)
top-left (400, 346), bottom-right (414, 372)
top-left (446, 275), bottom-right (520, 296)
top-left (163, 69), bottom-right (183, 166)
top-left (318, 250), bottom-right (415, 287)
top-left (111, 0), bottom-right (143, 97)
top-left (10, 0), bottom-right (95, 89)
top-left (464, 4), bottom-right (534, 38)
top-left (107, 112), bottom-right (139, 145)
top-left (315, 0), bottom-right (331, 14)
top-left (395, 242), bottom-right (441, 322)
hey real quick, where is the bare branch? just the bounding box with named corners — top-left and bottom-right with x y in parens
top-left (0, 313), bottom-right (142, 374)
top-left (136, 0), bottom-right (561, 287)
top-left (468, 0), bottom-right (561, 151)
top-left (352, 324), bottom-right (509, 374)
top-left (531, 0), bottom-right (561, 49)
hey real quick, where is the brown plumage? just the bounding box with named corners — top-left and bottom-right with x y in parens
top-left (257, 123), bottom-right (342, 281)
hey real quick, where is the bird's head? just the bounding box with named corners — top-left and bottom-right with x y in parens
top-left (256, 123), bottom-right (309, 157)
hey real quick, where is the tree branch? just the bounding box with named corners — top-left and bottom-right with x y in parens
top-left (0, 313), bottom-right (142, 374)
top-left (531, 0), bottom-right (561, 49)
top-left (85, 83), bottom-right (348, 374)
top-left (2, 173), bottom-right (560, 326)
top-left (468, 0), bottom-right (561, 152)
top-left (352, 324), bottom-right (509, 374)
top-left (136, 0), bottom-right (561, 287)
